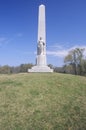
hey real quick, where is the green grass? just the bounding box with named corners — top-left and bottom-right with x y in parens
top-left (0, 73), bottom-right (86, 130)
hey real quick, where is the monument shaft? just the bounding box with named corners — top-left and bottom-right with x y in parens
top-left (28, 4), bottom-right (53, 72)
top-left (37, 5), bottom-right (46, 66)
top-left (38, 5), bottom-right (46, 44)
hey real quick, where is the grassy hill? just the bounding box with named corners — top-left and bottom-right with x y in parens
top-left (0, 73), bottom-right (86, 130)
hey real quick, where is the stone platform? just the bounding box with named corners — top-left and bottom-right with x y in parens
top-left (28, 65), bottom-right (53, 72)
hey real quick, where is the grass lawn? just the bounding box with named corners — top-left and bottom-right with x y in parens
top-left (0, 73), bottom-right (86, 130)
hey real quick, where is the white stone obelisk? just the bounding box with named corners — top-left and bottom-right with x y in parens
top-left (28, 4), bottom-right (53, 72)
top-left (37, 4), bottom-right (46, 66)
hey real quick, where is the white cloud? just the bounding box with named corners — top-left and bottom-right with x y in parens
top-left (47, 44), bottom-right (86, 58)
top-left (47, 50), bottom-right (68, 57)
top-left (0, 37), bottom-right (12, 47)
top-left (48, 44), bottom-right (63, 49)
top-left (0, 33), bottom-right (23, 46)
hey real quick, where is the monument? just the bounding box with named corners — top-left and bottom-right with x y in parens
top-left (28, 4), bottom-right (53, 72)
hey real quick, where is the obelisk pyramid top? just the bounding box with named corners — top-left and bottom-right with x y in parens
top-left (40, 4), bottom-right (45, 7)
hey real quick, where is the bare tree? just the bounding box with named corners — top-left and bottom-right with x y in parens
top-left (64, 48), bottom-right (85, 75)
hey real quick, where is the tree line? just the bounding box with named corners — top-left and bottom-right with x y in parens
top-left (0, 48), bottom-right (86, 76)
top-left (0, 63), bottom-right (33, 74)
top-left (54, 48), bottom-right (86, 76)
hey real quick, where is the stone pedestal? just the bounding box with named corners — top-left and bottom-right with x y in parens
top-left (28, 65), bottom-right (53, 72)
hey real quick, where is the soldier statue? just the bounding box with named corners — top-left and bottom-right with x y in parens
top-left (37, 37), bottom-right (45, 55)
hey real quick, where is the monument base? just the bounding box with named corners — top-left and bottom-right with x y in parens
top-left (28, 65), bottom-right (53, 72)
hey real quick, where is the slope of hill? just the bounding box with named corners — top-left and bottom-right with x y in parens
top-left (0, 73), bottom-right (86, 130)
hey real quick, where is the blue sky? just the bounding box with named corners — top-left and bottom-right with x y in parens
top-left (0, 0), bottom-right (86, 67)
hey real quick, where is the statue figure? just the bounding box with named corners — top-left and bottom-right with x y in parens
top-left (37, 37), bottom-right (45, 55)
